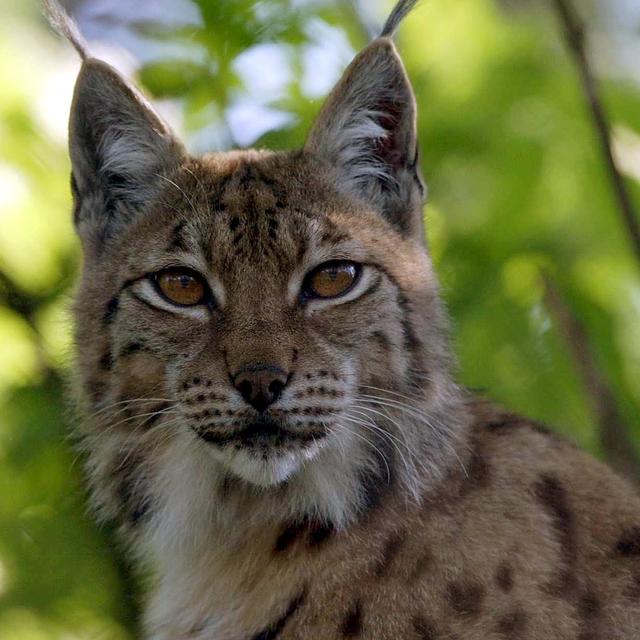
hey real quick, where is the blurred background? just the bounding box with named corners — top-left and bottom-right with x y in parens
top-left (1, 0), bottom-right (639, 636)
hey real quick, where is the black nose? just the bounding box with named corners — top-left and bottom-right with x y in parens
top-left (233, 365), bottom-right (288, 412)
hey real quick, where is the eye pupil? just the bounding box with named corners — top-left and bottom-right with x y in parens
top-left (156, 269), bottom-right (207, 306)
top-left (306, 261), bottom-right (360, 299)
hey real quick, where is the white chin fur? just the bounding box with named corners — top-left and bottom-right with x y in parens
top-left (209, 441), bottom-right (326, 488)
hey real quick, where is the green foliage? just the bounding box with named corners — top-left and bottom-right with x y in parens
top-left (0, 0), bottom-right (638, 635)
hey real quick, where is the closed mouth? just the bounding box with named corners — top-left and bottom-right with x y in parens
top-left (195, 419), bottom-right (328, 448)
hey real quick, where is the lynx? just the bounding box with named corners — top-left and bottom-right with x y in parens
top-left (44, 0), bottom-right (640, 638)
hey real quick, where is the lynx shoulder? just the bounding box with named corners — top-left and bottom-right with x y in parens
top-left (42, 0), bottom-right (640, 637)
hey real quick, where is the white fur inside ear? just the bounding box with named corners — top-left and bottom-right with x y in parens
top-left (97, 123), bottom-right (174, 205)
top-left (100, 132), bottom-right (162, 177)
top-left (305, 39), bottom-right (423, 233)
top-left (330, 108), bottom-right (398, 193)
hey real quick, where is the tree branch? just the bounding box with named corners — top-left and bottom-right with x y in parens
top-left (0, 267), bottom-right (40, 323)
top-left (543, 274), bottom-right (640, 483)
top-left (0, 266), bottom-right (57, 378)
top-left (551, 0), bottom-right (640, 267)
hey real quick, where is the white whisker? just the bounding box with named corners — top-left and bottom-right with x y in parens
top-left (332, 421), bottom-right (391, 486)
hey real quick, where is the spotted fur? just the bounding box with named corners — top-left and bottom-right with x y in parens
top-left (41, 0), bottom-right (640, 637)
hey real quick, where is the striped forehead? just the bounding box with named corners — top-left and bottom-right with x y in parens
top-left (162, 161), bottom-right (351, 276)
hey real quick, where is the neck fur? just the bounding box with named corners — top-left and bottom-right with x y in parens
top-left (134, 373), bottom-right (467, 565)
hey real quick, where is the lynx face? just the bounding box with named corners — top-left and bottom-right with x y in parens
top-left (71, 11), bottom-right (457, 525)
top-left (82, 150), bottom-right (432, 488)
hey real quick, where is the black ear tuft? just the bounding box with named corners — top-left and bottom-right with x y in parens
top-left (380, 0), bottom-right (420, 39)
top-left (42, 0), bottom-right (90, 60)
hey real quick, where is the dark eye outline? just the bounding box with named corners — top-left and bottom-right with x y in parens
top-left (301, 260), bottom-right (363, 301)
top-left (150, 267), bottom-right (213, 308)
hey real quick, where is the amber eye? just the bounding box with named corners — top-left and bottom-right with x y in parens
top-left (304, 261), bottom-right (361, 300)
top-left (155, 269), bottom-right (208, 306)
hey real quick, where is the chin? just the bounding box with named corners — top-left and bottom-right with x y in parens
top-left (213, 441), bottom-right (326, 488)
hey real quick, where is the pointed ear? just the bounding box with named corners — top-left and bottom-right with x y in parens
top-left (305, 39), bottom-right (425, 239)
top-left (69, 59), bottom-right (185, 245)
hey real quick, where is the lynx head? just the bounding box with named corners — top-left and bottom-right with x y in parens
top-left (64, 0), bottom-right (462, 530)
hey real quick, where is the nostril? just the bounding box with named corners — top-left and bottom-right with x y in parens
top-left (237, 380), bottom-right (253, 404)
top-left (268, 379), bottom-right (284, 399)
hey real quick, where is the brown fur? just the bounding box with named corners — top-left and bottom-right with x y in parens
top-left (264, 404), bottom-right (640, 639)
top-left (42, 0), bottom-right (640, 637)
